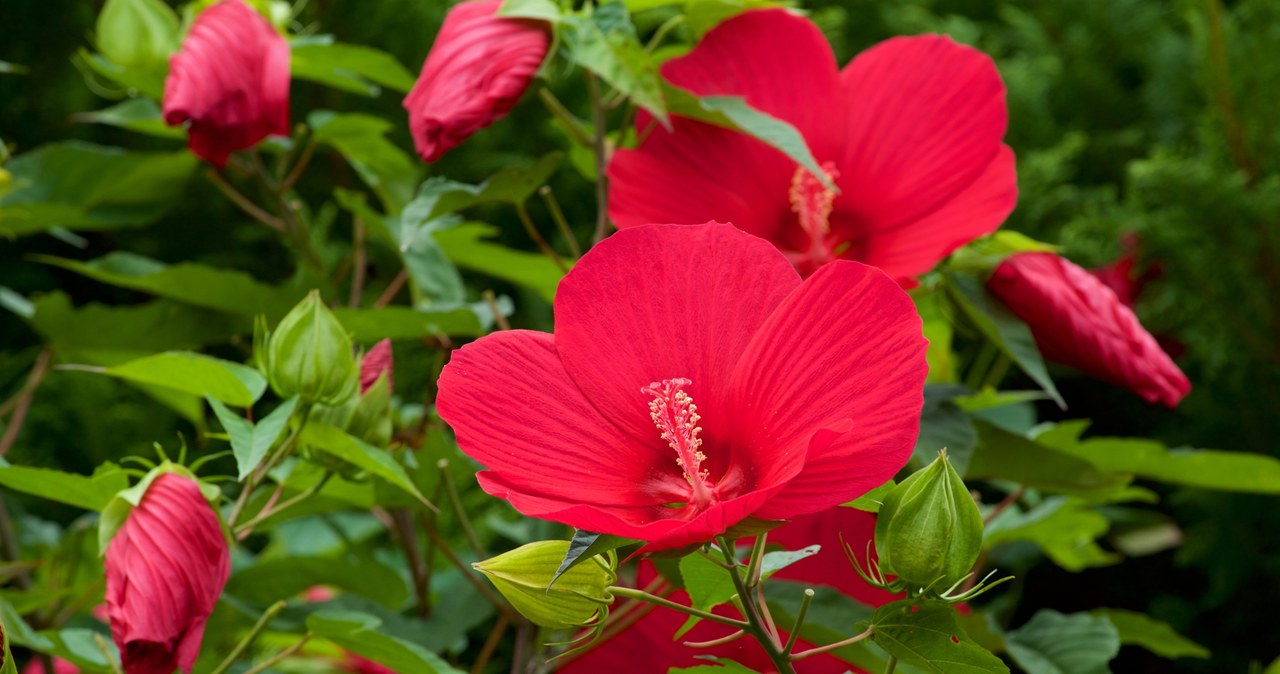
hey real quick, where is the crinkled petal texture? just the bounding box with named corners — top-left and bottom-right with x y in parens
top-left (437, 223), bottom-right (927, 550)
top-left (403, 0), bottom-right (550, 162)
top-left (162, 0), bottom-right (289, 167)
top-left (562, 507), bottom-right (895, 673)
top-left (359, 339), bottom-right (394, 394)
top-left (105, 473), bottom-right (230, 674)
top-left (987, 252), bottom-right (1190, 408)
top-left (607, 9), bottom-right (1015, 282)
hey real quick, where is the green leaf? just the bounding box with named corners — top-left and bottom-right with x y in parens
top-left (915, 385), bottom-right (978, 474)
top-left (917, 290), bottom-right (957, 384)
top-left (949, 231), bottom-right (1059, 275)
top-left (435, 223), bottom-right (568, 303)
top-left (943, 272), bottom-right (1064, 408)
top-left (564, 2), bottom-right (667, 125)
top-left (33, 252), bottom-right (303, 317)
top-left (1089, 609), bottom-right (1208, 660)
top-left (310, 111), bottom-right (419, 213)
top-left (400, 153), bottom-right (564, 222)
top-left (668, 659), bottom-right (760, 673)
top-left (499, 0), bottom-right (563, 22)
top-left (70, 98), bottom-right (185, 139)
top-left (103, 351), bottom-right (267, 407)
top-left (765, 581), bottom-right (887, 671)
top-left (1034, 424), bottom-right (1280, 494)
top-left (208, 396), bottom-right (298, 480)
top-left (95, 0), bottom-right (179, 71)
top-left (301, 422), bottom-right (433, 508)
top-left (965, 421), bottom-right (1131, 497)
top-left (682, 0), bottom-right (790, 37)
top-left (759, 544), bottom-right (820, 580)
top-left (0, 610), bottom-right (14, 674)
top-left (24, 293), bottom-right (240, 354)
top-left (675, 548), bottom-right (737, 637)
top-left (984, 496), bottom-right (1120, 571)
top-left (871, 599), bottom-right (1010, 674)
top-left (0, 141), bottom-right (196, 237)
top-left (844, 480), bottom-right (896, 514)
top-left (31, 628), bottom-right (118, 671)
top-left (230, 556), bottom-right (410, 609)
top-left (331, 305), bottom-right (485, 340)
top-left (308, 611), bottom-right (466, 673)
top-left (1004, 610), bottom-right (1120, 674)
top-left (0, 462), bottom-right (128, 511)
top-left (552, 530), bottom-right (638, 587)
top-left (291, 36), bottom-right (416, 96)
top-left (662, 86), bottom-right (834, 192)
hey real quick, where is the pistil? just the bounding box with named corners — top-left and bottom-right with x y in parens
top-left (642, 378), bottom-right (715, 508)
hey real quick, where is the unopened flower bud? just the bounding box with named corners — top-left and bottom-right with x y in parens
top-left (473, 541), bottom-right (614, 629)
top-left (265, 291), bottom-right (358, 406)
top-left (874, 449), bottom-right (982, 590)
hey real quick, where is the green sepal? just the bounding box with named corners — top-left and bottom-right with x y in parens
top-left (473, 540), bottom-right (615, 629)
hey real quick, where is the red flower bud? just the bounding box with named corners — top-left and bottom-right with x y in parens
top-left (987, 252), bottom-right (1190, 408)
top-left (359, 339), bottom-right (394, 394)
top-left (21, 659), bottom-right (80, 674)
top-left (162, 0), bottom-right (290, 167)
top-left (403, 0), bottom-right (550, 162)
top-left (104, 473), bottom-right (230, 674)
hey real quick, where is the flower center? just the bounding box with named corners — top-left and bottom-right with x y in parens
top-left (642, 378), bottom-right (715, 509)
top-left (788, 161), bottom-right (841, 270)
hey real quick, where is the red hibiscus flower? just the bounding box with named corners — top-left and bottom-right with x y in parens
top-left (162, 0), bottom-right (290, 167)
top-left (436, 223), bottom-right (927, 551)
top-left (21, 660), bottom-right (80, 674)
top-left (104, 473), bottom-right (231, 674)
top-left (359, 339), bottom-right (394, 394)
top-left (1089, 233), bottom-right (1163, 309)
top-left (559, 507), bottom-right (897, 673)
top-left (607, 9), bottom-right (1016, 282)
top-left (987, 252), bottom-right (1190, 408)
top-left (403, 0), bottom-right (550, 162)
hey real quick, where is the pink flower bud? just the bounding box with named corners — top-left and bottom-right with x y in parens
top-left (104, 473), bottom-right (230, 674)
top-left (163, 0), bottom-right (290, 167)
top-left (21, 659), bottom-right (80, 674)
top-left (359, 339), bottom-right (394, 394)
top-left (987, 252), bottom-right (1190, 408)
top-left (403, 0), bottom-right (550, 162)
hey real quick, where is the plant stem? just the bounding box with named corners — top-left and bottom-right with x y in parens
top-left (607, 586), bottom-right (749, 629)
top-left (884, 655), bottom-right (898, 674)
top-left (391, 508), bottom-right (432, 618)
top-left (438, 458), bottom-right (485, 557)
top-left (537, 87), bottom-right (592, 147)
top-left (228, 417), bottom-right (305, 529)
top-left (780, 589), bottom-right (814, 656)
top-left (373, 270), bottom-right (408, 308)
top-left (209, 600), bottom-right (287, 674)
top-left (538, 185), bottom-right (581, 258)
top-left (93, 633), bottom-right (124, 674)
top-left (481, 290), bottom-right (512, 332)
top-left (242, 632), bottom-right (313, 674)
top-left (0, 348), bottom-right (52, 456)
top-left (421, 516), bottom-right (521, 623)
top-left (714, 536), bottom-right (796, 674)
top-left (349, 216), bottom-right (367, 308)
top-left (206, 168), bottom-right (285, 232)
top-left (233, 473), bottom-right (332, 536)
top-left (791, 625), bottom-right (873, 662)
top-left (472, 614), bottom-right (511, 674)
top-left (515, 201), bottom-right (568, 272)
top-left (587, 73), bottom-right (611, 245)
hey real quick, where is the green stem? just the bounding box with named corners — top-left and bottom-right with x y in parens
top-left (884, 655), bottom-right (899, 674)
top-left (438, 458), bottom-right (485, 557)
top-left (242, 632), bottom-right (313, 674)
top-left (587, 73), bottom-right (611, 245)
top-left (608, 586), bottom-right (749, 629)
top-left (537, 87), bottom-right (593, 147)
top-left (538, 185), bottom-right (582, 258)
top-left (715, 536), bottom-right (796, 674)
top-left (515, 201), bottom-right (569, 272)
top-left (791, 625), bottom-right (873, 662)
top-left (209, 600), bottom-right (287, 674)
top-left (780, 589), bottom-right (814, 656)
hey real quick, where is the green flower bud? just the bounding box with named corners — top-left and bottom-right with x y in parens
top-left (96, 0), bottom-right (179, 70)
top-left (266, 291), bottom-right (358, 406)
top-left (473, 541), bottom-right (615, 629)
top-left (874, 449), bottom-right (983, 591)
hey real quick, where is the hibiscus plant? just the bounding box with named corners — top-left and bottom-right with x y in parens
top-left (0, 0), bottom-right (1277, 673)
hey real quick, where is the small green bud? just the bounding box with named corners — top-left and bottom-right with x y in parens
top-left (473, 541), bottom-right (615, 629)
top-left (874, 449), bottom-right (983, 591)
top-left (266, 291), bottom-right (358, 406)
top-left (96, 0), bottom-right (180, 70)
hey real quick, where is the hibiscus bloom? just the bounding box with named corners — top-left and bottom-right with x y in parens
top-left (436, 223), bottom-right (927, 551)
top-left (403, 0), bottom-right (551, 162)
top-left (986, 252), bottom-right (1190, 407)
top-left (162, 0), bottom-right (290, 168)
top-left (608, 9), bottom-right (1016, 282)
top-left (20, 660), bottom-right (80, 674)
top-left (560, 507), bottom-right (897, 673)
top-left (104, 473), bottom-right (231, 674)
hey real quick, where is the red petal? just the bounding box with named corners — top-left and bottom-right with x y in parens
top-left (554, 224), bottom-right (800, 458)
top-left (728, 261), bottom-right (927, 519)
top-left (359, 339), bottom-right (394, 394)
top-left (848, 145), bottom-right (1017, 281)
top-left (607, 119), bottom-right (794, 240)
top-left (402, 0), bottom-right (550, 162)
top-left (770, 507), bottom-right (902, 607)
top-left (162, 0), bottom-right (290, 167)
top-left (834, 35), bottom-right (1011, 279)
top-left (987, 252), bottom-right (1190, 407)
top-left (660, 9), bottom-right (842, 153)
top-left (437, 330), bottom-right (671, 507)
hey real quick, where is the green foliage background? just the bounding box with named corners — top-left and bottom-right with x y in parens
top-left (1, 0), bottom-right (1278, 671)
